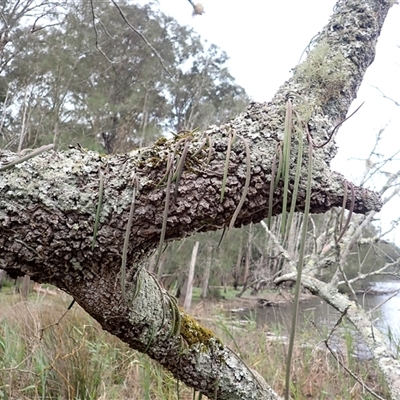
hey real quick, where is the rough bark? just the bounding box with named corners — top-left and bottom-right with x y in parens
top-left (0, 0), bottom-right (394, 398)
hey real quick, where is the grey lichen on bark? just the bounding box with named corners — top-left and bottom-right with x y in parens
top-left (0, 0), bottom-right (396, 399)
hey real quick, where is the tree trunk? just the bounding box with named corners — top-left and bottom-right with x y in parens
top-left (0, 1), bottom-right (393, 398)
top-left (233, 230), bottom-right (243, 290)
top-left (201, 242), bottom-right (212, 298)
top-left (183, 241), bottom-right (199, 311)
top-left (20, 275), bottom-right (30, 300)
top-left (243, 223), bottom-right (253, 286)
top-left (0, 269), bottom-right (5, 291)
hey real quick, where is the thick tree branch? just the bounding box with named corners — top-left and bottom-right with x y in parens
top-left (0, 0), bottom-right (394, 398)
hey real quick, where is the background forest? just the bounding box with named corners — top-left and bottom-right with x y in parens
top-left (1, 1), bottom-right (400, 399)
top-left (0, 1), bottom-right (248, 153)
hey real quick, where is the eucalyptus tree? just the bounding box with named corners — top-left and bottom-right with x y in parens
top-left (0, 1), bottom-right (397, 399)
top-left (0, 1), bottom-right (248, 153)
top-left (0, 0), bottom-right (66, 146)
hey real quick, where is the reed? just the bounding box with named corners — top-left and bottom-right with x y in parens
top-left (0, 292), bottom-right (391, 399)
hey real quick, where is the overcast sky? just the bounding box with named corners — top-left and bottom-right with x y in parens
top-left (147, 0), bottom-right (400, 242)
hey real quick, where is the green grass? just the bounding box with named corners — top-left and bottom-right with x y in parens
top-left (0, 294), bottom-right (192, 400)
top-left (0, 290), bottom-right (391, 400)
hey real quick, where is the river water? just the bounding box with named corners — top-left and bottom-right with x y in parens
top-left (235, 281), bottom-right (400, 357)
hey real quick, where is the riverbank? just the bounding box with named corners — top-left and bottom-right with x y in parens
top-left (0, 289), bottom-right (392, 399)
top-left (189, 287), bottom-right (316, 316)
